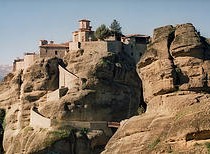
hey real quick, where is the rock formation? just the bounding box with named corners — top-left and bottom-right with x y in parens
top-left (103, 23), bottom-right (210, 153)
top-left (0, 46), bottom-right (142, 153)
top-left (2, 22), bottom-right (210, 154)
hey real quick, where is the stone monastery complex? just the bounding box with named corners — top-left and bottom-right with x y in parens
top-left (11, 19), bottom-right (150, 131)
top-left (13, 19), bottom-right (150, 73)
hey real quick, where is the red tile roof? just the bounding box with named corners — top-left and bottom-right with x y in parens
top-left (61, 41), bottom-right (70, 46)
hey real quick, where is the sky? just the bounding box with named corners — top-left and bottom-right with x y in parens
top-left (0, 0), bottom-right (210, 65)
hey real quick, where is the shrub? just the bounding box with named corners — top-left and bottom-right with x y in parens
top-left (205, 142), bottom-right (210, 153)
top-left (148, 138), bottom-right (160, 150)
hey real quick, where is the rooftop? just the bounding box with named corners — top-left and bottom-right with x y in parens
top-left (40, 43), bottom-right (69, 48)
top-left (14, 58), bottom-right (24, 62)
top-left (79, 19), bottom-right (90, 22)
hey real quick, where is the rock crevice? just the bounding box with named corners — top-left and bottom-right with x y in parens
top-left (103, 23), bottom-right (210, 154)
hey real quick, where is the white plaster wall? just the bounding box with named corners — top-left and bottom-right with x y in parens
top-left (24, 54), bottom-right (36, 73)
top-left (30, 108), bottom-right (51, 128)
top-left (40, 47), bottom-right (67, 59)
top-left (47, 89), bottom-right (60, 102)
top-left (59, 65), bottom-right (78, 89)
top-left (15, 61), bottom-right (24, 71)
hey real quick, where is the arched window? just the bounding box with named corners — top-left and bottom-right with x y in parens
top-left (55, 51), bottom-right (58, 55)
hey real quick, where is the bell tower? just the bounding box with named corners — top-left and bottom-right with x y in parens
top-left (72, 19), bottom-right (95, 42)
top-left (79, 19), bottom-right (92, 31)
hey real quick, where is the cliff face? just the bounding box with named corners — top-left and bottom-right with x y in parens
top-left (0, 46), bottom-right (142, 153)
top-left (103, 23), bottom-right (210, 154)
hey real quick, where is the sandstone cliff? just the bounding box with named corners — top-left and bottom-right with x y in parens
top-left (0, 46), bottom-right (142, 153)
top-left (103, 23), bottom-right (210, 154)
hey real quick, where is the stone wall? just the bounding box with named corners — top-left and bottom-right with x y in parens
top-left (52, 120), bottom-right (91, 128)
top-left (59, 65), bottom-right (79, 89)
top-left (51, 120), bottom-right (111, 135)
top-left (69, 41), bottom-right (122, 53)
top-left (69, 40), bottom-right (146, 64)
top-left (40, 47), bottom-right (67, 59)
top-left (69, 42), bottom-right (80, 51)
top-left (107, 41), bottom-right (122, 53)
top-left (81, 41), bottom-right (108, 53)
top-left (30, 107), bottom-right (51, 128)
top-left (123, 43), bottom-right (147, 64)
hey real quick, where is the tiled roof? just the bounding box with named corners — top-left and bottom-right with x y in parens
top-left (61, 41), bottom-right (70, 46)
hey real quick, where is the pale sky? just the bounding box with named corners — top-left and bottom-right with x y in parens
top-left (0, 0), bottom-right (210, 65)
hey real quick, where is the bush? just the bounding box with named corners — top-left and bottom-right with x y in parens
top-left (205, 142), bottom-right (210, 153)
top-left (148, 138), bottom-right (160, 150)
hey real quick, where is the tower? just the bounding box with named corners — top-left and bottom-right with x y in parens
top-left (72, 19), bottom-right (95, 42)
top-left (79, 19), bottom-right (92, 31)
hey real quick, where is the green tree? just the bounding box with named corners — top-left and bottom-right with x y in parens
top-left (110, 19), bottom-right (122, 37)
top-left (94, 24), bottom-right (110, 40)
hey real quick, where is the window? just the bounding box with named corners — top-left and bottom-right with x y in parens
top-left (139, 52), bottom-right (142, 56)
top-left (78, 42), bottom-right (81, 49)
top-left (55, 51), bottom-right (58, 55)
top-left (131, 45), bottom-right (133, 49)
top-left (131, 52), bottom-right (133, 56)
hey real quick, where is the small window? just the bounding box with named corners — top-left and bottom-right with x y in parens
top-left (45, 50), bottom-right (47, 53)
top-left (139, 52), bottom-right (142, 56)
top-left (55, 51), bottom-right (58, 55)
top-left (78, 42), bottom-right (81, 48)
top-left (131, 52), bottom-right (134, 56)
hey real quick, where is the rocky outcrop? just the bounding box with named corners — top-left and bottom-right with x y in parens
top-left (0, 46), bottom-right (142, 153)
top-left (103, 23), bottom-right (210, 153)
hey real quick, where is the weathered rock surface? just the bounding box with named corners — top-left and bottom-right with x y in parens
top-left (0, 46), bottom-right (142, 153)
top-left (103, 23), bottom-right (210, 154)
